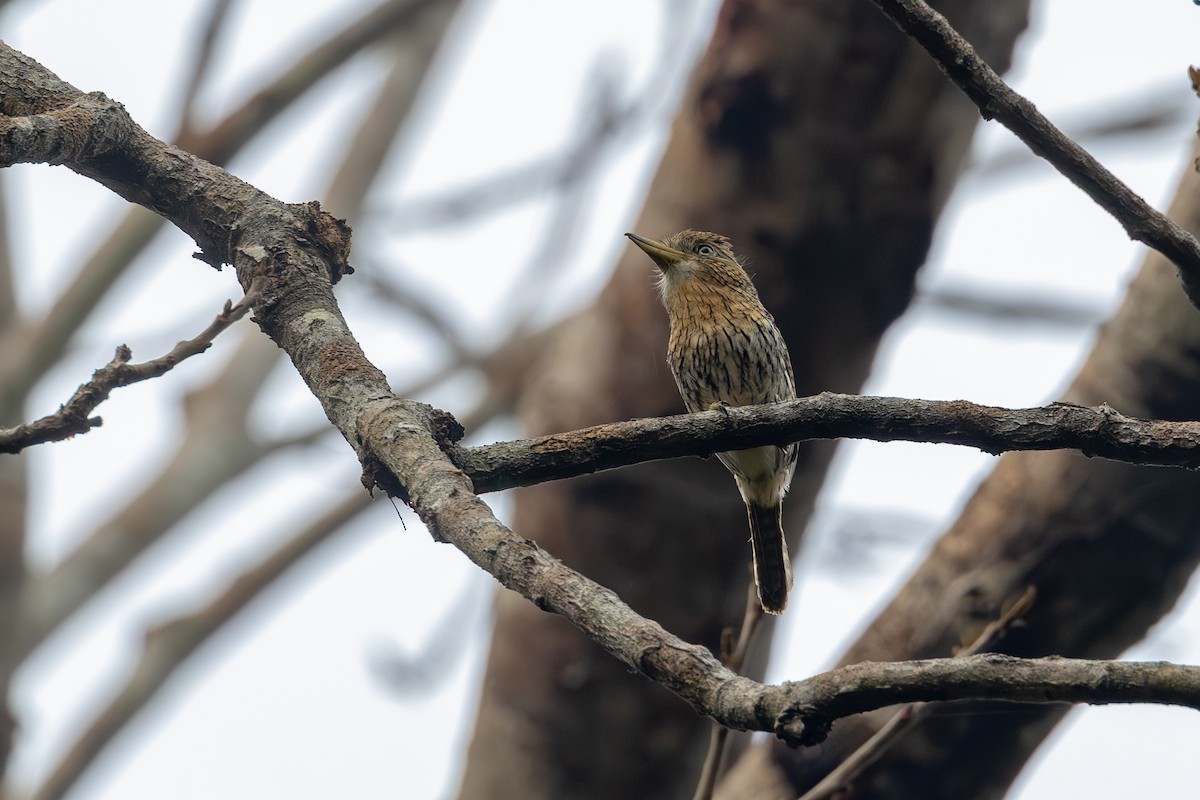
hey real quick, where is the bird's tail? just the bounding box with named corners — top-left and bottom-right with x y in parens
top-left (746, 502), bottom-right (793, 614)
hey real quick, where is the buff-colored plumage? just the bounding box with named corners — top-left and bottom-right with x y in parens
top-left (627, 230), bottom-right (797, 614)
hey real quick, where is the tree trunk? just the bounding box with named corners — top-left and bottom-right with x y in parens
top-left (456, 1), bottom-right (1030, 798)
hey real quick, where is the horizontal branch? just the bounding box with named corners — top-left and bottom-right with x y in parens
top-left (768, 654), bottom-right (1200, 746)
top-left (0, 283), bottom-right (260, 454)
top-left (453, 394), bottom-right (1200, 494)
top-left (870, 0), bottom-right (1200, 307)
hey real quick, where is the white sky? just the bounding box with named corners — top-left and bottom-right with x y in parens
top-left (6, 1), bottom-right (1200, 798)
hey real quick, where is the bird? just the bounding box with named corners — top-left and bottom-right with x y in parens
top-left (626, 230), bottom-right (798, 614)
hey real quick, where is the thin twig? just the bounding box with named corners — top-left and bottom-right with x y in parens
top-left (798, 588), bottom-right (1036, 800)
top-left (869, 0), bottom-right (1200, 307)
top-left (693, 583), bottom-right (764, 800)
top-left (0, 280), bottom-right (261, 454)
top-left (693, 713), bottom-right (730, 800)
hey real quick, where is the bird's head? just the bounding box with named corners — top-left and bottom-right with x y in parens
top-left (625, 230), bottom-right (756, 300)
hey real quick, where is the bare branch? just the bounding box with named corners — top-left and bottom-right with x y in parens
top-left (16, 0), bottom-right (465, 658)
top-left (452, 394), bottom-right (1200, 495)
top-left (0, 44), bottom-right (356, 274)
top-left (362, 397), bottom-right (1200, 750)
top-left (774, 654), bottom-right (1200, 747)
top-left (869, 0), bottom-right (1200, 307)
top-left (0, 207), bottom-right (164, 415)
top-left (969, 83), bottom-right (1191, 178)
top-left (0, 282), bottom-right (261, 454)
top-left (0, 25), bottom-right (756, 752)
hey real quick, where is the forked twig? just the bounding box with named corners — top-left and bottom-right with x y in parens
top-left (0, 280), bottom-right (262, 453)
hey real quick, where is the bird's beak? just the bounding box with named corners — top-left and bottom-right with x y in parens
top-left (626, 232), bottom-right (685, 270)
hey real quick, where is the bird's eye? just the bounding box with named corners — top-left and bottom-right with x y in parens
top-left (697, 244), bottom-right (716, 256)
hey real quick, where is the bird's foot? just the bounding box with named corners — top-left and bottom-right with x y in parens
top-left (707, 400), bottom-right (733, 417)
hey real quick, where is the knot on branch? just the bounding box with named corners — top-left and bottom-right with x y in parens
top-left (355, 397), bottom-right (467, 504)
top-left (430, 407), bottom-right (465, 447)
top-left (360, 449), bottom-right (408, 503)
top-left (775, 704), bottom-right (830, 748)
top-left (293, 200), bottom-right (354, 284)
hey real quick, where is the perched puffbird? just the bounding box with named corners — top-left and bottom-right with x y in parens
top-left (627, 230), bottom-right (798, 614)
